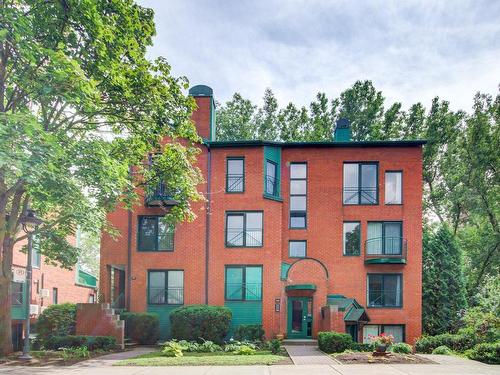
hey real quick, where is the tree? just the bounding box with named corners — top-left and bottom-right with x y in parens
top-left (422, 225), bottom-right (468, 335)
top-left (304, 93), bottom-right (337, 141)
top-left (255, 88), bottom-right (280, 141)
top-left (0, 0), bottom-right (203, 354)
top-left (278, 103), bottom-right (308, 142)
top-left (215, 93), bottom-right (257, 141)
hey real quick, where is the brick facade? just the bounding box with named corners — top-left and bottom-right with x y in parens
top-left (100, 85), bottom-right (423, 344)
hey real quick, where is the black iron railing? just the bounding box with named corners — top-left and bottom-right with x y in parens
top-left (365, 237), bottom-right (407, 260)
top-left (226, 229), bottom-right (263, 247)
top-left (265, 175), bottom-right (278, 196)
top-left (227, 174), bottom-right (244, 192)
top-left (225, 283), bottom-right (262, 301)
top-left (368, 289), bottom-right (402, 307)
top-left (148, 287), bottom-right (184, 305)
top-left (145, 182), bottom-right (177, 206)
top-left (343, 186), bottom-right (378, 204)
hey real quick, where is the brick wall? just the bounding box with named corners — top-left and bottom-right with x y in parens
top-left (75, 303), bottom-right (124, 349)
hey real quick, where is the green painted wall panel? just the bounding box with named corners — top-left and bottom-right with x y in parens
top-left (224, 301), bottom-right (262, 337)
top-left (11, 285), bottom-right (27, 320)
top-left (147, 305), bottom-right (178, 340)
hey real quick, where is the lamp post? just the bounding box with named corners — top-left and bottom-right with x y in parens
top-left (19, 208), bottom-right (43, 360)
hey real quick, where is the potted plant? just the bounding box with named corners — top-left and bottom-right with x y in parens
top-left (369, 333), bottom-right (395, 354)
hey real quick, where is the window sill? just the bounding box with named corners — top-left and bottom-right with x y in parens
top-left (263, 193), bottom-right (283, 202)
top-left (366, 306), bottom-right (403, 309)
top-left (137, 249), bottom-right (174, 252)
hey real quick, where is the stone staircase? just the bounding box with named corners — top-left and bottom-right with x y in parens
top-left (75, 303), bottom-right (125, 349)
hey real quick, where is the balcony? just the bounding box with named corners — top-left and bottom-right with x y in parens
top-left (364, 237), bottom-right (407, 264)
top-left (226, 229), bottom-right (263, 247)
top-left (343, 187), bottom-right (378, 205)
top-left (227, 174), bottom-right (244, 192)
top-left (145, 182), bottom-right (178, 207)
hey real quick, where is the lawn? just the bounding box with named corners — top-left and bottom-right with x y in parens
top-left (114, 350), bottom-right (290, 366)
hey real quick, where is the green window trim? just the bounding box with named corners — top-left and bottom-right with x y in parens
top-left (226, 157), bottom-right (245, 193)
top-left (289, 240), bottom-right (307, 258)
top-left (343, 162), bottom-right (379, 205)
top-left (225, 265), bottom-right (263, 301)
top-left (148, 269), bottom-right (184, 305)
top-left (367, 273), bottom-right (403, 308)
top-left (11, 282), bottom-right (23, 306)
top-left (366, 221), bottom-right (403, 255)
top-left (225, 211), bottom-right (263, 248)
top-left (384, 170), bottom-right (403, 205)
top-left (289, 162), bottom-right (307, 229)
top-left (265, 160), bottom-right (279, 197)
top-left (343, 221), bottom-right (361, 256)
top-left (137, 216), bottom-right (175, 252)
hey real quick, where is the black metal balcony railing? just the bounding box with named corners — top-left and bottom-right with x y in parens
top-left (343, 186), bottom-right (378, 204)
top-left (225, 283), bottom-right (262, 301)
top-left (265, 175), bottom-right (278, 196)
top-left (368, 289), bottom-right (402, 307)
top-left (148, 287), bottom-right (184, 305)
top-left (364, 237), bottom-right (407, 264)
top-left (226, 229), bottom-right (263, 247)
top-left (11, 290), bottom-right (23, 306)
top-left (146, 182), bottom-right (178, 206)
top-left (227, 174), bottom-right (244, 192)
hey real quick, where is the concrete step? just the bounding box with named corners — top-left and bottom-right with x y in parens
top-left (282, 339), bottom-right (318, 346)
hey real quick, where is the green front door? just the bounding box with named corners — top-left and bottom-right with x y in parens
top-left (287, 297), bottom-right (312, 339)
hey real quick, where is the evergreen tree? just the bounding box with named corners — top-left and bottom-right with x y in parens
top-left (422, 225), bottom-right (468, 335)
top-left (278, 103), bottom-right (308, 141)
top-left (216, 93), bottom-right (257, 140)
top-left (255, 88), bottom-right (280, 140)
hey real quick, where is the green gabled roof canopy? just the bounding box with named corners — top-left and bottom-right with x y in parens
top-left (285, 284), bottom-right (317, 291)
top-left (344, 306), bottom-right (369, 322)
top-left (327, 294), bottom-right (370, 322)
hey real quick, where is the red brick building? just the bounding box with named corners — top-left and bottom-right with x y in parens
top-left (11, 233), bottom-right (97, 350)
top-left (100, 85), bottom-right (424, 344)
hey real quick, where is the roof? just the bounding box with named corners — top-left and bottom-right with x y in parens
top-left (205, 139), bottom-right (426, 148)
top-left (327, 294), bottom-right (370, 322)
top-left (344, 306), bottom-right (369, 322)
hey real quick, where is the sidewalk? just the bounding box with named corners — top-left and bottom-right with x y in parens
top-left (284, 344), bottom-right (339, 365)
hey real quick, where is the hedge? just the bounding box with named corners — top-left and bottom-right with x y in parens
top-left (318, 332), bottom-right (353, 353)
top-left (233, 324), bottom-right (265, 341)
top-left (170, 305), bottom-right (232, 344)
top-left (415, 333), bottom-right (479, 353)
top-left (36, 303), bottom-right (76, 342)
top-left (466, 342), bottom-right (500, 364)
top-left (120, 312), bottom-right (160, 345)
top-left (43, 335), bottom-right (116, 351)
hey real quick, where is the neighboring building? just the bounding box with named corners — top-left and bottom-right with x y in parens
top-left (100, 85), bottom-right (424, 344)
top-left (11, 234), bottom-right (97, 351)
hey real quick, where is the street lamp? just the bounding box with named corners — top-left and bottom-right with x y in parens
top-left (18, 208), bottom-right (43, 360)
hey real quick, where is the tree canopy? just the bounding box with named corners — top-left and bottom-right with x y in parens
top-left (0, 0), bottom-right (203, 354)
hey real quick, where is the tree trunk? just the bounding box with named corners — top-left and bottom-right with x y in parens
top-left (0, 273), bottom-right (13, 355)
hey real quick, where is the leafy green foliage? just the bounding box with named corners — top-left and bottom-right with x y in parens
top-left (415, 333), bottom-right (478, 353)
top-left (390, 343), bottom-right (413, 354)
top-left (61, 346), bottom-right (91, 360)
top-left (349, 342), bottom-right (374, 352)
top-left (465, 342), bottom-right (500, 364)
top-left (232, 344), bottom-right (256, 355)
top-left (120, 312), bottom-right (159, 345)
top-left (162, 341), bottom-right (185, 357)
top-left (432, 345), bottom-right (453, 355)
top-left (423, 224), bottom-right (467, 335)
top-left (43, 335), bottom-right (116, 351)
top-left (318, 332), bottom-right (353, 353)
top-left (36, 303), bottom-right (76, 342)
top-left (169, 305), bottom-right (232, 344)
top-left (233, 324), bottom-right (265, 341)
top-left (269, 339), bottom-right (281, 354)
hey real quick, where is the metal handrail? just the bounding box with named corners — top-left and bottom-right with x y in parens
top-left (365, 237), bottom-right (407, 258)
top-left (226, 228), bottom-right (263, 247)
top-left (343, 186), bottom-right (378, 204)
top-left (227, 174), bottom-right (244, 192)
top-left (148, 287), bottom-right (184, 304)
top-left (225, 282), bottom-right (262, 300)
top-left (368, 289), bottom-right (402, 307)
top-left (265, 175), bottom-right (278, 196)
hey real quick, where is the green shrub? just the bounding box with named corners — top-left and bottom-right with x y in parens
top-left (233, 344), bottom-right (256, 355)
top-left (415, 333), bottom-right (478, 353)
top-left (466, 342), bottom-right (500, 364)
top-left (350, 342), bottom-right (374, 352)
top-left (121, 312), bottom-right (160, 345)
top-left (162, 341), bottom-right (185, 357)
top-left (170, 305), bottom-right (232, 344)
top-left (36, 303), bottom-right (76, 342)
top-left (318, 332), bottom-right (353, 353)
top-left (233, 324), bottom-right (265, 341)
top-left (391, 343), bottom-right (412, 354)
top-left (269, 339), bottom-right (281, 354)
top-left (61, 346), bottom-right (90, 360)
top-left (43, 335), bottom-right (116, 351)
top-left (432, 345), bottom-right (453, 355)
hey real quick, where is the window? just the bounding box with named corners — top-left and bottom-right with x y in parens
top-left (343, 163), bottom-right (378, 204)
top-left (32, 234), bottom-right (41, 268)
top-left (52, 287), bottom-right (58, 304)
top-left (385, 171), bottom-right (402, 204)
top-left (226, 157), bottom-right (244, 193)
top-left (290, 163), bottom-right (307, 228)
top-left (138, 216), bottom-right (174, 251)
top-left (11, 282), bottom-right (23, 306)
top-left (88, 294), bottom-right (95, 303)
top-left (289, 241), bottom-right (306, 258)
top-left (366, 222), bottom-right (402, 255)
top-left (148, 270), bottom-right (184, 305)
top-left (343, 222), bottom-right (361, 255)
top-left (225, 212), bottom-right (263, 247)
top-left (367, 274), bottom-right (402, 307)
top-left (265, 160), bottom-right (278, 196)
top-left (225, 266), bottom-right (262, 301)
top-left (363, 325), bottom-right (405, 343)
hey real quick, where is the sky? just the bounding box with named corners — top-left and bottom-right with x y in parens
top-left (137, 0), bottom-right (500, 112)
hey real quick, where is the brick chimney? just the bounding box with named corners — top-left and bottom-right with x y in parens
top-left (189, 85), bottom-right (216, 141)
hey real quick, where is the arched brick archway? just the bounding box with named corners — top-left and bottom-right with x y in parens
top-left (282, 257), bottom-right (329, 338)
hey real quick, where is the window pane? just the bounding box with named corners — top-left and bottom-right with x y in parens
top-left (290, 180), bottom-right (306, 195)
top-left (290, 196), bottom-right (306, 211)
top-left (226, 214), bottom-right (244, 246)
top-left (361, 164), bottom-right (377, 204)
top-left (228, 159), bottom-right (243, 175)
top-left (289, 241), bottom-right (306, 257)
top-left (385, 223), bottom-right (402, 254)
top-left (367, 223), bottom-right (383, 254)
top-left (246, 213), bottom-right (263, 246)
top-left (290, 164), bottom-right (307, 179)
top-left (158, 220), bottom-right (174, 251)
top-left (226, 268), bottom-right (243, 300)
top-left (382, 326), bottom-right (404, 343)
top-left (343, 222), bottom-right (360, 255)
top-left (383, 275), bottom-right (402, 307)
top-left (343, 164), bottom-right (359, 204)
top-left (149, 272), bottom-right (165, 304)
top-left (167, 271), bottom-right (183, 304)
top-left (385, 172), bottom-right (402, 204)
top-left (368, 275), bottom-right (383, 306)
top-left (266, 161), bottom-right (276, 179)
top-left (139, 217), bottom-right (157, 250)
top-left (227, 159), bottom-right (244, 192)
top-left (290, 214), bottom-right (306, 228)
top-left (265, 161), bottom-right (277, 195)
top-left (11, 282), bottom-right (23, 305)
top-left (363, 325), bottom-right (380, 343)
top-left (245, 267), bottom-right (262, 300)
